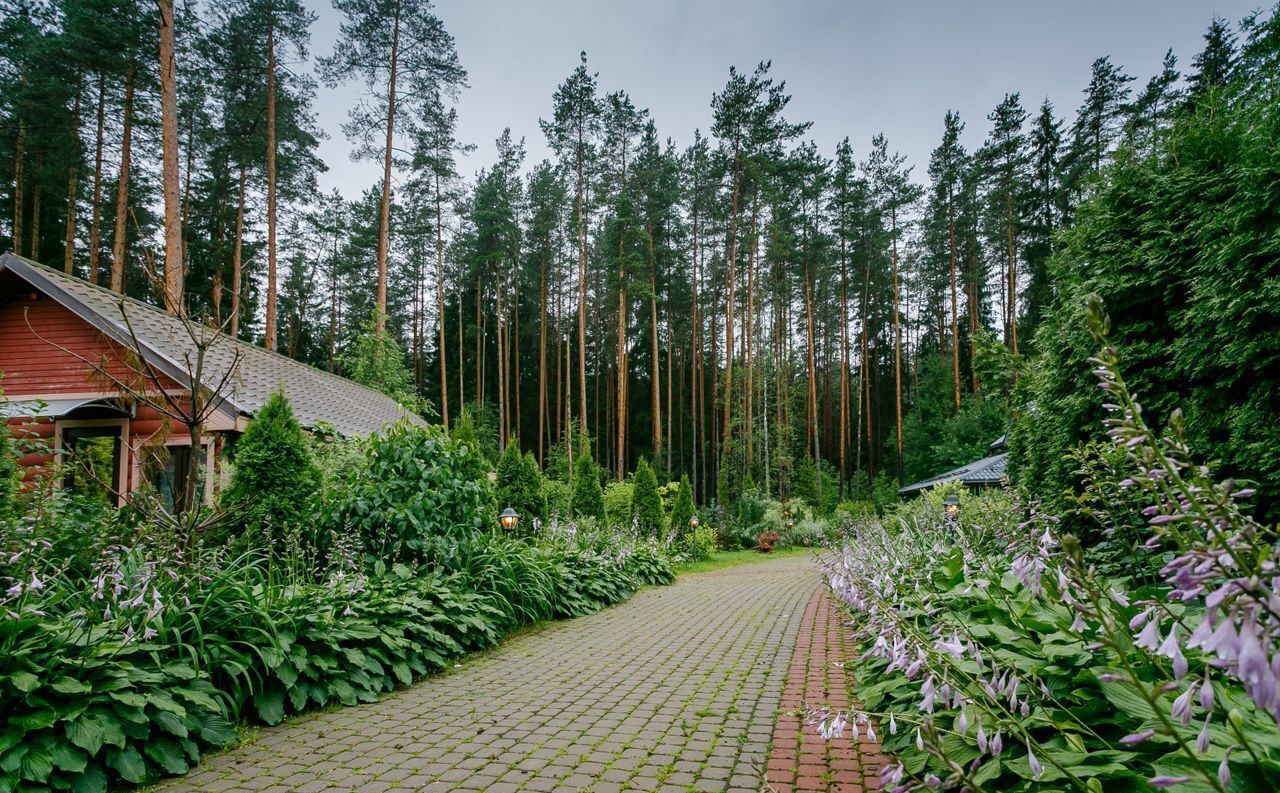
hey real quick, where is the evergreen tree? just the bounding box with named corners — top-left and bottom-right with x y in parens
top-left (630, 457), bottom-right (663, 536)
top-left (223, 391), bottom-right (321, 545)
top-left (668, 473), bottom-right (694, 538)
top-left (495, 441), bottom-right (546, 526)
top-left (1187, 16), bottom-right (1237, 104)
top-left (570, 451), bottom-right (605, 523)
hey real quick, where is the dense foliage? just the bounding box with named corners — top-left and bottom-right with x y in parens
top-left (318, 421), bottom-right (492, 565)
top-left (0, 395), bottom-right (681, 791)
top-left (570, 452), bottom-right (606, 523)
top-left (221, 390), bottom-right (320, 548)
top-left (821, 302), bottom-right (1280, 792)
top-left (1009, 49), bottom-right (1280, 521)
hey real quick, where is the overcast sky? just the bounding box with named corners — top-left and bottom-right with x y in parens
top-left (303, 0), bottom-right (1261, 200)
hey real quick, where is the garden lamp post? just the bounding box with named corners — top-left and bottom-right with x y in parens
top-left (499, 506), bottom-right (520, 531)
top-left (944, 494), bottom-right (960, 530)
top-left (689, 514), bottom-right (700, 563)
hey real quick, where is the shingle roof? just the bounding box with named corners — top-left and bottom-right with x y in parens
top-left (1, 253), bottom-right (421, 436)
top-left (898, 452), bottom-right (1010, 496)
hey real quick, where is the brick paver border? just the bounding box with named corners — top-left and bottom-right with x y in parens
top-left (764, 588), bottom-right (888, 793)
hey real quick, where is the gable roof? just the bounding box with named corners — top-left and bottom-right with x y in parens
top-left (1, 253), bottom-right (420, 436)
top-left (898, 452), bottom-right (1010, 496)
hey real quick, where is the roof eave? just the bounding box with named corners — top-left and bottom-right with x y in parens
top-left (1, 253), bottom-right (244, 424)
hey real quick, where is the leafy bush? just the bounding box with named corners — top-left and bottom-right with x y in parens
top-left (542, 479), bottom-right (571, 519)
top-left (602, 480), bottom-right (634, 529)
top-left (339, 318), bottom-right (423, 414)
top-left (222, 391), bottom-right (320, 548)
top-left (318, 421), bottom-right (492, 566)
top-left (630, 459), bottom-right (664, 538)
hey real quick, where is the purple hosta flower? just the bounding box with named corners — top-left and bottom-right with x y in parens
top-left (1237, 628), bottom-right (1278, 717)
top-left (1171, 685), bottom-right (1196, 727)
top-left (1136, 617), bottom-right (1163, 651)
top-left (923, 773), bottom-right (942, 787)
top-left (142, 626), bottom-right (158, 641)
top-left (990, 730), bottom-right (1004, 757)
top-left (881, 762), bottom-right (905, 787)
top-left (819, 712), bottom-right (847, 740)
top-left (1219, 749), bottom-right (1232, 787)
top-left (1200, 618), bottom-right (1241, 660)
top-left (1120, 729), bottom-right (1155, 745)
top-left (976, 722), bottom-right (987, 754)
top-left (4, 581), bottom-right (20, 599)
top-left (920, 677), bottom-right (937, 713)
top-left (888, 711), bottom-right (898, 735)
top-left (1196, 717), bottom-right (1211, 754)
top-left (341, 605), bottom-right (356, 617)
top-left (1111, 588), bottom-right (1131, 607)
top-left (866, 722), bottom-right (877, 743)
top-left (1070, 611), bottom-right (1088, 633)
top-left (955, 706), bottom-right (968, 736)
top-left (916, 727), bottom-right (924, 751)
top-left (1149, 776), bottom-right (1191, 788)
top-left (936, 633), bottom-right (965, 659)
top-left (1027, 744), bottom-right (1042, 780)
top-left (1200, 675), bottom-right (1215, 710)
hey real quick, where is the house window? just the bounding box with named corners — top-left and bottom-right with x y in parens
top-left (61, 426), bottom-right (122, 507)
top-left (149, 443), bottom-right (206, 511)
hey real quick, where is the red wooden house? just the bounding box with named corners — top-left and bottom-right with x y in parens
top-left (0, 253), bottom-right (418, 505)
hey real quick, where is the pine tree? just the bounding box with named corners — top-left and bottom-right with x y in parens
top-left (318, 0), bottom-right (464, 336)
top-left (630, 457), bottom-right (663, 537)
top-left (540, 52), bottom-right (601, 438)
top-left (1187, 16), bottom-right (1237, 104)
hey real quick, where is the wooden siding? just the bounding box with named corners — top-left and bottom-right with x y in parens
top-left (0, 273), bottom-right (173, 396)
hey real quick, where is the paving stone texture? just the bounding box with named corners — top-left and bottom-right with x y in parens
top-left (765, 590), bottom-right (888, 793)
top-left (162, 554), bottom-right (819, 793)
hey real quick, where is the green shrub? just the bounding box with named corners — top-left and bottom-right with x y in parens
top-left (495, 443), bottom-right (546, 526)
top-left (570, 453), bottom-right (605, 523)
top-left (668, 475), bottom-right (694, 540)
top-left (319, 421), bottom-right (492, 566)
top-left (222, 391), bottom-right (320, 547)
top-left (542, 479), bottom-right (571, 518)
top-left (602, 480), bottom-right (634, 529)
top-left (630, 459), bottom-right (663, 537)
top-left (339, 318), bottom-right (422, 414)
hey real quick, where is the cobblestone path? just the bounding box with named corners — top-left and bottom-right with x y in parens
top-left (165, 554), bottom-right (818, 793)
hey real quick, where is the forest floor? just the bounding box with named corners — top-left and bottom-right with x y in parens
top-left (158, 554), bottom-right (883, 793)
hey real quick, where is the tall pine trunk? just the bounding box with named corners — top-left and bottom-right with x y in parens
top-left (230, 162), bottom-right (247, 338)
top-left (110, 69), bottom-right (136, 295)
top-left (64, 77), bottom-right (82, 274)
top-left (375, 0), bottom-right (402, 335)
top-left (11, 120), bottom-right (24, 257)
top-left (435, 171), bottom-right (449, 426)
top-left (264, 19), bottom-right (279, 349)
top-left (648, 222), bottom-right (661, 466)
top-left (87, 74), bottom-right (106, 284)
top-left (949, 189), bottom-right (961, 409)
top-left (158, 0), bottom-right (182, 314)
top-left (891, 205), bottom-right (903, 486)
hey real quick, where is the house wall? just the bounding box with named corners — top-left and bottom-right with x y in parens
top-left (0, 274), bottom-right (226, 501)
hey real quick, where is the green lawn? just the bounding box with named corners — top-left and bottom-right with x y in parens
top-left (674, 545), bottom-right (813, 575)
